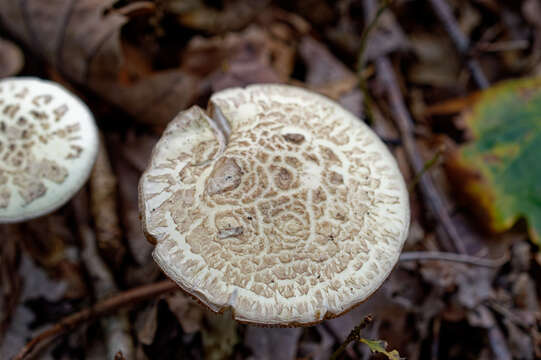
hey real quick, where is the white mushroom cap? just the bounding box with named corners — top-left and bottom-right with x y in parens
top-left (0, 78), bottom-right (99, 222)
top-left (139, 84), bottom-right (410, 326)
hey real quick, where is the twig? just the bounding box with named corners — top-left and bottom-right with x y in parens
top-left (13, 280), bottom-right (177, 360)
top-left (90, 135), bottom-right (126, 269)
top-left (78, 218), bottom-right (135, 360)
top-left (475, 40), bottom-right (529, 53)
top-left (399, 251), bottom-right (508, 268)
top-left (485, 310), bottom-right (513, 360)
top-left (408, 147), bottom-right (443, 192)
top-left (486, 301), bottom-right (532, 332)
top-left (356, 0), bottom-right (392, 122)
top-left (79, 144), bottom-right (135, 359)
top-left (375, 57), bottom-right (466, 254)
top-left (428, 0), bottom-right (489, 89)
top-left (360, 0), bottom-right (466, 254)
top-left (330, 315), bottom-right (373, 360)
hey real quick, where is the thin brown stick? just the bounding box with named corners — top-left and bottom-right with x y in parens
top-left (375, 56), bottom-right (466, 254)
top-left (428, 0), bottom-right (489, 89)
top-left (13, 280), bottom-right (178, 360)
top-left (90, 134), bottom-right (126, 269)
top-left (399, 251), bottom-right (508, 268)
top-left (74, 188), bottom-right (134, 360)
top-left (360, 0), bottom-right (466, 254)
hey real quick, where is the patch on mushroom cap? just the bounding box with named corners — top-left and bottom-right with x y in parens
top-left (140, 84), bottom-right (410, 326)
top-left (0, 78), bottom-right (98, 222)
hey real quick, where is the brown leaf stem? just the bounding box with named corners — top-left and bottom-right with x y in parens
top-left (330, 315), bottom-right (373, 360)
top-left (399, 251), bottom-right (509, 268)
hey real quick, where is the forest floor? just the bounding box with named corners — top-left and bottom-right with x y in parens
top-left (1, 0), bottom-right (541, 359)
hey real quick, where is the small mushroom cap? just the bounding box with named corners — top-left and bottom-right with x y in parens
top-left (140, 84), bottom-right (410, 326)
top-left (0, 78), bottom-right (98, 222)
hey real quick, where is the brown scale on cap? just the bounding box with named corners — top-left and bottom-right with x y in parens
top-left (139, 84), bottom-right (410, 326)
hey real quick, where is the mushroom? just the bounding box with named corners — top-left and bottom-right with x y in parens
top-left (0, 77), bottom-right (99, 223)
top-left (139, 84), bottom-right (410, 326)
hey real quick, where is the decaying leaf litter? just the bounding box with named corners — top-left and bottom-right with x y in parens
top-left (1, 0), bottom-right (540, 359)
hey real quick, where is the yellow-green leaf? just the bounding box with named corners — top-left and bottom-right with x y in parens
top-left (447, 77), bottom-right (541, 244)
top-left (359, 338), bottom-right (402, 360)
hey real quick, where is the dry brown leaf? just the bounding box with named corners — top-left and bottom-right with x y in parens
top-left (165, 292), bottom-right (204, 334)
top-left (90, 137), bottom-right (126, 269)
top-left (0, 38), bottom-right (24, 78)
top-left (0, 0), bottom-right (198, 125)
top-left (135, 302), bottom-right (159, 346)
top-left (180, 26), bottom-right (287, 93)
top-left (296, 36), bottom-right (363, 117)
top-left (170, 0), bottom-right (270, 34)
top-left (0, 254), bottom-right (68, 359)
top-left (408, 33), bottom-right (462, 88)
top-left (21, 215), bottom-right (87, 299)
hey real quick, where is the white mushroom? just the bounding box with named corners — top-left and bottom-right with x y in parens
top-left (139, 84), bottom-right (410, 326)
top-left (0, 77), bottom-right (99, 223)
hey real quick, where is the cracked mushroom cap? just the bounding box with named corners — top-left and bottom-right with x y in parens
top-left (139, 84), bottom-right (410, 326)
top-left (0, 78), bottom-right (98, 223)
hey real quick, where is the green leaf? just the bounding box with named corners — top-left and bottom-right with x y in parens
top-left (359, 338), bottom-right (402, 360)
top-left (447, 77), bottom-right (541, 244)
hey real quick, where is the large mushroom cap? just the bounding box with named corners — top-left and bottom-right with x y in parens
top-left (0, 78), bottom-right (98, 223)
top-left (139, 84), bottom-right (410, 326)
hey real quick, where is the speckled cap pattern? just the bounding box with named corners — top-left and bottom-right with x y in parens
top-left (140, 84), bottom-right (410, 326)
top-left (0, 78), bottom-right (98, 222)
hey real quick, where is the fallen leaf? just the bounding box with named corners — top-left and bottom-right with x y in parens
top-left (180, 26), bottom-right (289, 93)
top-left (0, 37), bottom-right (24, 78)
top-left (296, 36), bottom-right (363, 117)
top-left (135, 302), bottom-right (159, 345)
top-left (0, 254), bottom-right (67, 359)
top-left (0, 0), bottom-right (198, 125)
top-left (165, 292), bottom-right (204, 334)
top-left (359, 338), bottom-right (402, 360)
top-left (170, 0), bottom-right (270, 34)
top-left (446, 77), bottom-right (541, 244)
top-left (408, 33), bottom-right (462, 88)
